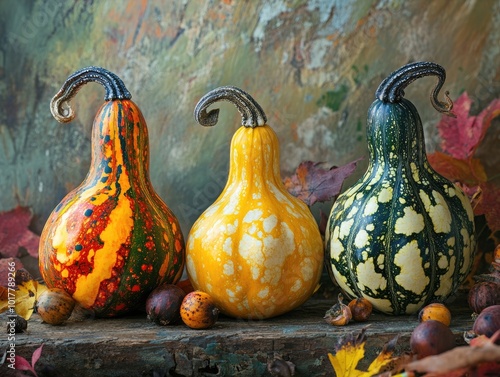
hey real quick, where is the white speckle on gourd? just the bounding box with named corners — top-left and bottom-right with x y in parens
top-left (394, 207), bottom-right (425, 236)
top-left (244, 209), bottom-right (263, 223)
top-left (378, 187), bottom-right (393, 203)
top-left (363, 196), bottom-right (379, 216)
top-left (355, 229), bottom-right (370, 248)
top-left (434, 256), bottom-right (456, 296)
top-left (394, 240), bottom-right (429, 294)
top-left (339, 219), bottom-right (354, 239)
top-left (410, 162), bottom-right (420, 182)
top-left (357, 258), bottom-right (387, 291)
top-left (223, 260), bottom-right (234, 275)
top-left (330, 228), bottom-right (345, 259)
top-left (263, 214), bottom-right (278, 232)
top-left (258, 287), bottom-right (269, 298)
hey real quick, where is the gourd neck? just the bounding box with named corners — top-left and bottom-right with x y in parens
top-left (194, 86), bottom-right (284, 193)
top-left (226, 125), bottom-right (283, 189)
top-left (51, 67), bottom-right (151, 185)
top-left (89, 100), bottom-right (150, 184)
top-left (367, 61), bottom-right (456, 166)
top-left (367, 99), bottom-right (427, 165)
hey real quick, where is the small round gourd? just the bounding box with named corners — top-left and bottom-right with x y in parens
top-left (186, 86), bottom-right (324, 319)
top-left (39, 67), bottom-right (185, 317)
top-left (325, 62), bottom-right (476, 315)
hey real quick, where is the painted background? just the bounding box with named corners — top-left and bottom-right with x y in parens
top-left (1, 0), bottom-right (499, 237)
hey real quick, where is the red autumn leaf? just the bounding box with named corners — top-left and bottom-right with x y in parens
top-left (283, 159), bottom-right (361, 207)
top-left (0, 206), bottom-right (40, 258)
top-left (474, 182), bottom-right (500, 235)
top-left (0, 257), bottom-right (24, 287)
top-left (31, 344), bottom-right (44, 371)
top-left (437, 92), bottom-right (500, 160)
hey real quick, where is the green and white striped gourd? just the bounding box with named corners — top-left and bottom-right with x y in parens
top-left (325, 62), bottom-right (476, 315)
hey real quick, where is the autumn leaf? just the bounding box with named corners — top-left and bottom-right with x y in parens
top-left (473, 182), bottom-right (500, 236)
top-left (0, 257), bottom-right (24, 287)
top-left (427, 152), bottom-right (487, 187)
top-left (284, 159), bottom-right (361, 206)
top-left (0, 206), bottom-right (40, 258)
top-left (0, 286), bottom-right (8, 314)
top-left (437, 92), bottom-right (500, 160)
top-left (405, 330), bottom-right (500, 376)
top-left (13, 268), bottom-right (47, 320)
top-left (328, 327), bottom-right (400, 377)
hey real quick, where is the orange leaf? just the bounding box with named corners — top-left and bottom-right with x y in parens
top-left (427, 152), bottom-right (487, 186)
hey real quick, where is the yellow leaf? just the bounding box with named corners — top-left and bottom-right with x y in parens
top-left (328, 328), bottom-right (399, 377)
top-left (0, 286), bottom-right (9, 314)
top-left (14, 269), bottom-right (48, 320)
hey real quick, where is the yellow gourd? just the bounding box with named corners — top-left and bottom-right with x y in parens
top-left (186, 86), bottom-right (324, 319)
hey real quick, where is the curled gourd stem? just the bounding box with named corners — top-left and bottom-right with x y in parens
top-left (50, 66), bottom-right (132, 123)
top-left (194, 86), bottom-right (267, 128)
top-left (375, 61), bottom-right (455, 117)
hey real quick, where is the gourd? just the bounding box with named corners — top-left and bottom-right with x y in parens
top-left (325, 62), bottom-right (476, 315)
top-left (186, 86), bottom-right (324, 319)
top-left (39, 66), bottom-right (185, 317)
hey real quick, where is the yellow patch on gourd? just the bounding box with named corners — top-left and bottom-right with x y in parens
top-left (394, 207), bottom-right (425, 236)
top-left (394, 240), bottom-right (429, 294)
top-left (365, 297), bottom-right (393, 314)
top-left (363, 196), bottom-right (379, 216)
top-left (329, 227), bottom-right (345, 260)
top-left (434, 256), bottom-right (456, 296)
top-left (460, 229), bottom-right (473, 275)
top-left (410, 162), bottom-right (420, 183)
top-left (354, 230), bottom-right (370, 248)
top-left (74, 192), bottom-right (133, 307)
top-left (378, 187), bottom-right (393, 203)
top-left (356, 258), bottom-right (387, 291)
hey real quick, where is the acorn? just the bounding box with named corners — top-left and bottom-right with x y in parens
top-left (36, 288), bottom-right (76, 325)
top-left (324, 293), bottom-right (352, 326)
top-left (180, 291), bottom-right (219, 329)
top-left (468, 281), bottom-right (500, 314)
top-left (410, 320), bottom-right (455, 359)
top-left (418, 303), bottom-right (451, 326)
top-left (473, 305), bottom-right (500, 338)
top-left (348, 297), bottom-right (372, 322)
top-left (146, 284), bottom-right (186, 326)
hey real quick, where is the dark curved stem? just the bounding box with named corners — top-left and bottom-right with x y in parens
top-left (375, 61), bottom-right (455, 117)
top-left (194, 86), bottom-right (267, 128)
top-left (50, 66), bottom-right (132, 123)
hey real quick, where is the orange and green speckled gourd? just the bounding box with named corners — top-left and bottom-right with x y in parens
top-left (186, 86), bottom-right (324, 319)
top-left (39, 67), bottom-right (185, 317)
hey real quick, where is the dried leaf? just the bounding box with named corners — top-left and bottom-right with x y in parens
top-left (0, 286), bottom-right (8, 314)
top-left (405, 331), bottom-right (500, 375)
top-left (0, 257), bottom-right (24, 287)
top-left (0, 206), bottom-right (40, 258)
top-left (328, 328), bottom-right (399, 377)
top-left (284, 159), bottom-right (361, 206)
top-left (473, 182), bottom-right (500, 235)
top-left (14, 268), bottom-right (48, 320)
top-left (437, 92), bottom-right (500, 160)
top-left (427, 152), bottom-right (487, 186)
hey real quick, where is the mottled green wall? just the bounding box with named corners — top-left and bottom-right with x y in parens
top-left (1, 0), bottom-right (499, 236)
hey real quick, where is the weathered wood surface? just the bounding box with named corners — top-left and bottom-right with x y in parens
top-left (1, 296), bottom-right (474, 377)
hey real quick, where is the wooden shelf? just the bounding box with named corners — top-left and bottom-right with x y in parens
top-left (1, 296), bottom-right (474, 377)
